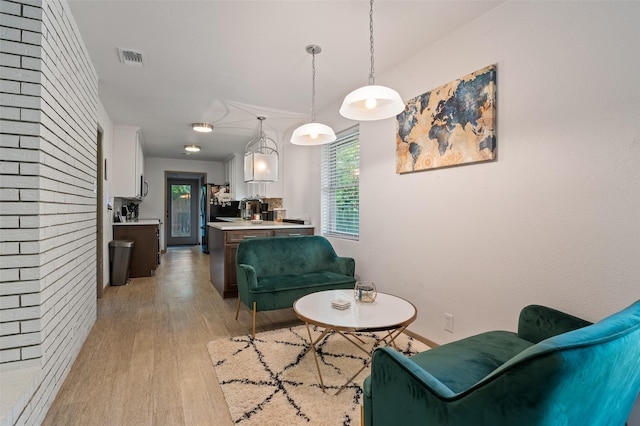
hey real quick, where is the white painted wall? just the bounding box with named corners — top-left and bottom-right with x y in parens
top-left (280, 142), bottom-right (320, 223)
top-left (288, 2), bottom-right (640, 341)
top-left (141, 157), bottom-right (224, 250)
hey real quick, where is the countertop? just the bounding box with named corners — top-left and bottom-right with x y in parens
top-left (113, 219), bottom-right (161, 226)
top-left (207, 219), bottom-right (313, 231)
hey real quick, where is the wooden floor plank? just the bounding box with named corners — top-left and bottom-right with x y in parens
top-left (42, 246), bottom-right (303, 426)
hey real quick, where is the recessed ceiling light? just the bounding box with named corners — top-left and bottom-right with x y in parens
top-left (191, 123), bottom-right (213, 133)
top-left (184, 144), bottom-right (201, 152)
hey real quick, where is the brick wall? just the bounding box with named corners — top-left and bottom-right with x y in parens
top-left (0, 0), bottom-right (98, 424)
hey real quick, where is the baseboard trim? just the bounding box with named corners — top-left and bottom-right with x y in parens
top-left (404, 329), bottom-right (439, 348)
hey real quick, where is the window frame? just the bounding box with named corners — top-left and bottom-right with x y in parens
top-left (321, 126), bottom-right (360, 241)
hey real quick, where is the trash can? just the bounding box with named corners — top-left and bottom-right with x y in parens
top-left (109, 240), bottom-right (134, 286)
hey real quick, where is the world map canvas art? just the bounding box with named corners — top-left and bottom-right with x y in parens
top-left (396, 64), bottom-right (496, 173)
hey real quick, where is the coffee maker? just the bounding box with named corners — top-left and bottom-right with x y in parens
top-left (241, 198), bottom-right (262, 220)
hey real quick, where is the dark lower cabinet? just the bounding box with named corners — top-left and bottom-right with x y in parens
top-left (113, 224), bottom-right (160, 278)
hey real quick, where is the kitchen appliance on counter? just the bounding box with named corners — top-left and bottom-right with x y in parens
top-left (120, 205), bottom-right (129, 222)
top-left (273, 208), bottom-right (286, 223)
top-left (119, 203), bottom-right (139, 221)
top-left (241, 198), bottom-right (262, 221)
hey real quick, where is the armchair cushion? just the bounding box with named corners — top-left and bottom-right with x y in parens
top-left (403, 331), bottom-right (534, 393)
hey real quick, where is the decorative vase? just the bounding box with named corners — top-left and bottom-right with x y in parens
top-left (354, 281), bottom-right (377, 303)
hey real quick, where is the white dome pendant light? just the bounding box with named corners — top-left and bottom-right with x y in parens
top-left (340, 0), bottom-right (404, 121)
top-left (291, 45), bottom-right (337, 146)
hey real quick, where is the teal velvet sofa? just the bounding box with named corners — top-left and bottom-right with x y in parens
top-left (235, 235), bottom-right (356, 337)
top-left (364, 300), bottom-right (640, 426)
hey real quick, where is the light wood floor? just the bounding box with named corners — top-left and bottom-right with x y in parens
top-left (42, 246), bottom-right (302, 425)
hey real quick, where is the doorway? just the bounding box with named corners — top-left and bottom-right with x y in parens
top-left (96, 126), bottom-right (104, 298)
top-left (166, 177), bottom-right (201, 246)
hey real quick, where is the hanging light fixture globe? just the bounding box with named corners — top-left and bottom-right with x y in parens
top-left (291, 45), bottom-right (337, 146)
top-left (340, 0), bottom-right (404, 121)
top-left (340, 84), bottom-right (404, 121)
top-left (244, 116), bottom-right (279, 183)
top-left (291, 122), bottom-right (336, 146)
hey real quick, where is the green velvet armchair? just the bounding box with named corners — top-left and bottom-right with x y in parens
top-left (364, 300), bottom-right (640, 426)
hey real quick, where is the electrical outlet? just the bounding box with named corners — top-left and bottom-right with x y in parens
top-left (444, 313), bottom-right (454, 333)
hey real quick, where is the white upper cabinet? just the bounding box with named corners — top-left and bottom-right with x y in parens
top-left (112, 126), bottom-right (144, 199)
top-left (224, 153), bottom-right (245, 200)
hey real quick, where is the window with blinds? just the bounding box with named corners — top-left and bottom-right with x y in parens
top-left (321, 126), bottom-right (360, 240)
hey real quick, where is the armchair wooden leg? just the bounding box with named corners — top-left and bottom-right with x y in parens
top-left (235, 298), bottom-right (241, 320)
top-left (252, 302), bottom-right (257, 339)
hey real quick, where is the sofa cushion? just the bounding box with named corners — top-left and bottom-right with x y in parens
top-left (408, 331), bottom-right (534, 393)
top-left (252, 271), bottom-right (355, 294)
top-left (251, 279), bottom-right (355, 312)
top-left (237, 236), bottom-right (341, 276)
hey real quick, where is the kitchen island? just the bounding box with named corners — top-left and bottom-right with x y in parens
top-left (208, 220), bottom-right (314, 298)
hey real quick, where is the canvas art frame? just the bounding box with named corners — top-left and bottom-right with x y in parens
top-left (396, 64), bottom-right (496, 173)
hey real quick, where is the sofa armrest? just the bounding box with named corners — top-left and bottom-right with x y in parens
top-left (367, 348), bottom-right (455, 426)
top-left (328, 256), bottom-right (355, 277)
top-left (236, 263), bottom-right (258, 303)
top-left (517, 305), bottom-right (592, 343)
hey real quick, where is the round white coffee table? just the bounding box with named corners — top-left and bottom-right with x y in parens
top-left (293, 289), bottom-right (417, 394)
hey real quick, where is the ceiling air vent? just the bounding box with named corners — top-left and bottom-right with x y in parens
top-left (117, 48), bottom-right (145, 66)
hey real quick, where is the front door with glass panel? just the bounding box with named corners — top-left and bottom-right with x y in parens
top-left (167, 178), bottom-right (200, 246)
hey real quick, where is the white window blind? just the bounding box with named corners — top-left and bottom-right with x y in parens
top-left (321, 126), bottom-right (360, 240)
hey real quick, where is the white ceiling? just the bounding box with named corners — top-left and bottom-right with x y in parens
top-left (68, 0), bottom-right (502, 161)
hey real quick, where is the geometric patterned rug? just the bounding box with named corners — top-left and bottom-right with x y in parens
top-left (207, 325), bottom-right (430, 425)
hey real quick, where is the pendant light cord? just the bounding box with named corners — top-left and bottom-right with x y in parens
top-left (311, 49), bottom-right (316, 122)
top-left (258, 116), bottom-right (265, 142)
top-left (368, 0), bottom-right (375, 85)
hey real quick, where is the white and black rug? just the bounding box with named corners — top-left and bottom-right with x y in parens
top-left (207, 325), bottom-right (429, 425)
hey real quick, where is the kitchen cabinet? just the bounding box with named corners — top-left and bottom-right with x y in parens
top-left (208, 225), bottom-right (314, 298)
top-left (112, 125), bottom-right (144, 199)
top-left (113, 222), bottom-right (159, 278)
top-left (272, 229), bottom-right (314, 237)
top-left (224, 153), bottom-right (245, 200)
